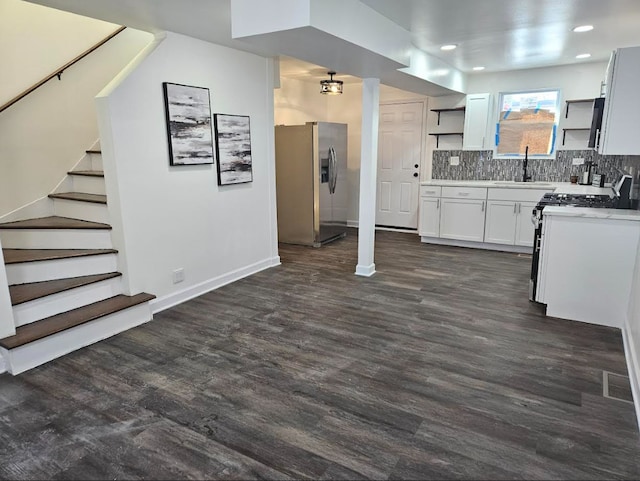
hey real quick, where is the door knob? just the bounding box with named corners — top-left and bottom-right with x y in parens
top-left (414, 164), bottom-right (419, 168)
top-left (413, 173), bottom-right (418, 177)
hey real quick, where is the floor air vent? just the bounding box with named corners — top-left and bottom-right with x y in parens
top-left (603, 371), bottom-right (634, 404)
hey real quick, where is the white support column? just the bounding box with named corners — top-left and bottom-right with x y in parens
top-left (355, 78), bottom-right (380, 277)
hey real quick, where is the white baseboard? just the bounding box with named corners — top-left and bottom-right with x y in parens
top-left (0, 355), bottom-right (5, 374)
top-left (150, 256), bottom-right (281, 314)
top-left (622, 321), bottom-right (640, 432)
top-left (355, 263), bottom-right (376, 277)
top-left (420, 236), bottom-right (533, 254)
top-left (347, 220), bottom-right (359, 228)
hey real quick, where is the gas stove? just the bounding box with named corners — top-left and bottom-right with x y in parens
top-left (536, 192), bottom-right (618, 208)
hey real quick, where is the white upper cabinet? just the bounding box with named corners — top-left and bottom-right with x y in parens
top-left (599, 46), bottom-right (640, 155)
top-left (462, 93), bottom-right (492, 151)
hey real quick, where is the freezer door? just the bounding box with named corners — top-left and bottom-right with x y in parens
top-left (315, 122), bottom-right (348, 244)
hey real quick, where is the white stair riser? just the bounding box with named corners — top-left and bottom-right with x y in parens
top-left (89, 153), bottom-right (103, 171)
top-left (2, 302), bottom-right (153, 375)
top-left (13, 277), bottom-right (123, 327)
top-left (71, 176), bottom-right (106, 196)
top-left (6, 254), bottom-right (118, 284)
top-left (52, 199), bottom-right (109, 224)
top-left (0, 229), bottom-right (112, 249)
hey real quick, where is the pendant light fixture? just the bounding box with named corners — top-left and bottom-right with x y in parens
top-left (320, 71), bottom-right (343, 95)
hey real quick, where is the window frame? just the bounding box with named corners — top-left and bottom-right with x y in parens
top-left (493, 88), bottom-right (562, 159)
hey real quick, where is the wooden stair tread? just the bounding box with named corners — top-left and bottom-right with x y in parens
top-left (9, 272), bottom-right (122, 306)
top-left (2, 248), bottom-right (117, 264)
top-left (49, 192), bottom-right (107, 204)
top-left (68, 170), bottom-right (104, 177)
top-left (0, 216), bottom-right (111, 230)
top-left (0, 293), bottom-right (156, 349)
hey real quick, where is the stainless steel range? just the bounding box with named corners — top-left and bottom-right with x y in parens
top-left (529, 172), bottom-right (633, 302)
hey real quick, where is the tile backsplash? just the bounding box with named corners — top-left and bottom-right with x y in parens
top-left (432, 150), bottom-right (640, 184)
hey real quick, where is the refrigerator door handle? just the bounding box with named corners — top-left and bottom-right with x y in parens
top-left (329, 146), bottom-right (338, 194)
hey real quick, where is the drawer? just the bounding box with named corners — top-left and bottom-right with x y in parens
top-left (487, 188), bottom-right (552, 202)
top-left (420, 186), bottom-right (442, 198)
top-left (441, 186), bottom-right (487, 200)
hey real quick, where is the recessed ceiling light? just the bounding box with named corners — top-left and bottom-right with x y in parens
top-left (576, 53), bottom-right (592, 59)
top-left (473, 66), bottom-right (485, 71)
top-left (573, 25), bottom-right (594, 33)
top-left (440, 44), bottom-right (457, 51)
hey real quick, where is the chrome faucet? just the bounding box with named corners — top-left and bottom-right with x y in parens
top-left (522, 145), bottom-right (532, 182)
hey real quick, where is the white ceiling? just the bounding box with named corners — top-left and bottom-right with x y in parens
top-left (28, 0), bottom-right (640, 87)
top-left (362, 0), bottom-right (640, 73)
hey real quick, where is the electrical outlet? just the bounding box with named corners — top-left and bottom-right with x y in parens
top-left (172, 268), bottom-right (185, 284)
top-left (450, 156), bottom-right (460, 166)
top-left (572, 157), bottom-right (585, 165)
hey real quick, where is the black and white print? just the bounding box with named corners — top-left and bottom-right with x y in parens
top-left (163, 82), bottom-right (214, 165)
top-left (214, 114), bottom-right (253, 185)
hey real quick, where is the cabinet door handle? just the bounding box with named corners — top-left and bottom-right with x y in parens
top-left (513, 203), bottom-right (517, 214)
top-left (481, 201), bottom-right (485, 212)
top-left (458, 192), bottom-right (469, 196)
top-left (482, 136), bottom-right (485, 149)
top-left (437, 199), bottom-right (440, 209)
top-left (596, 128), bottom-right (601, 149)
top-left (518, 203), bottom-right (522, 214)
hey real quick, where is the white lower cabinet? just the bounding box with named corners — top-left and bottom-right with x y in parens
top-left (484, 201), bottom-right (518, 244)
top-left (515, 202), bottom-right (537, 247)
top-left (484, 200), bottom-right (537, 247)
top-left (419, 197), bottom-right (440, 237)
top-left (440, 198), bottom-right (486, 242)
top-left (483, 189), bottom-right (550, 248)
top-left (419, 184), bottom-right (550, 251)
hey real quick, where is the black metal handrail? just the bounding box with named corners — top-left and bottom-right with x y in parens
top-left (0, 26), bottom-right (126, 114)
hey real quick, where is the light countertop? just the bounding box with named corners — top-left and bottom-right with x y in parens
top-left (543, 206), bottom-right (640, 221)
top-left (421, 180), bottom-right (612, 196)
top-left (421, 180), bottom-right (555, 189)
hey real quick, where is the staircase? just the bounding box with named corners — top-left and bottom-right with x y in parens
top-left (0, 149), bottom-right (155, 374)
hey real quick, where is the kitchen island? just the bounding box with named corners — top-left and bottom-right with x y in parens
top-left (536, 206), bottom-right (640, 328)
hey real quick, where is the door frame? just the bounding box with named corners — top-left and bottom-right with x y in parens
top-left (377, 98), bottom-right (429, 229)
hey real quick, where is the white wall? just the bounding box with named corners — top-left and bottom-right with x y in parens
top-left (0, 0), bottom-right (125, 105)
top-left (626, 239), bottom-right (640, 426)
top-left (96, 32), bottom-right (279, 309)
top-left (0, 2), bottom-right (152, 217)
top-left (274, 77), bottom-right (329, 124)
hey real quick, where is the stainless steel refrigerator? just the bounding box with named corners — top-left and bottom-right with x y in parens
top-left (275, 122), bottom-right (348, 246)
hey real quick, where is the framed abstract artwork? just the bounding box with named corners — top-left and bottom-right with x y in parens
top-left (214, 114), bottom-right (253, 185)
top-left (163, 82), bottom-right (214, 165)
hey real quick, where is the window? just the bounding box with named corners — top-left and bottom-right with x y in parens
top-left (496, 89), bottom-right (561, 157)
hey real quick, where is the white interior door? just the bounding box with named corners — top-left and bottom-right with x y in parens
top-left (376, 102), bottom-right (424, 229)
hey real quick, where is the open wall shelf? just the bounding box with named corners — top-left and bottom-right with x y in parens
top-left (565, 98), bottom-right (595, 118)
top-left (428, 132), bottom-right (464, 148)
top-left (430, 106), bottom-right (465, 125)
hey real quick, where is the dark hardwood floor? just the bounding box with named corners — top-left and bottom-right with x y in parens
top-left (1, 229), bottom-right (638, 479)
